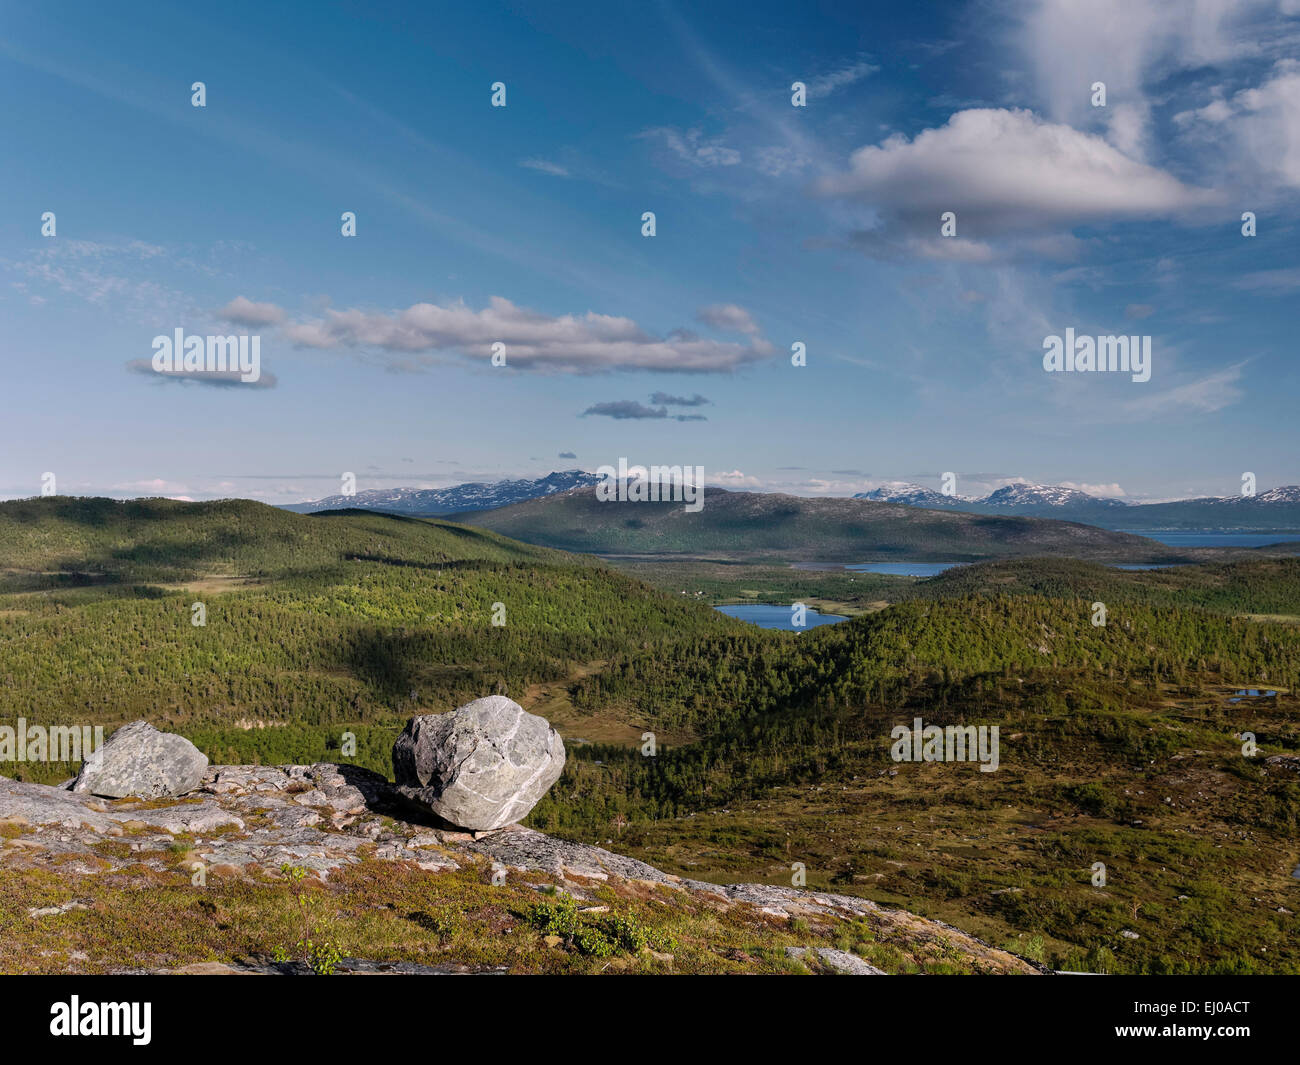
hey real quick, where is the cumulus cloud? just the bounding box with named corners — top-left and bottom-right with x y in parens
top-left (696, 303), bottom-right (760, 334)
top-left (1174, 59), bottom-right (1300, 191)
top-left (817, 108), bottom-right (1220, 243)
top-left (253, 296), bottom-right (773, 374)
top-left (218, 296), bottom-right (287, 327)
top-left (558, 450), bottom-right (577, 459)
top-left (1016, 0), bottom-right (1290, 157)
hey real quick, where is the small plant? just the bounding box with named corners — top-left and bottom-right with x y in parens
top-left (525, 896), bottom-right (661, 958)
top-left (280, 863), bottom-right (342, 975)
top-left (303, 937), bottom-right (343, 976)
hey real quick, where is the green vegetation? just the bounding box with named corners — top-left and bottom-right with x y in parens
top-left (0, 497), bottom-right (742, 783)
top-left (280, 863), bottom-right (343, 975)
top-left (456, 487), bottom-right (1189, 563)
top-left (525, 891), bottom-right (665, 957)
top-left (2, 496), bottom-right (1299, 974)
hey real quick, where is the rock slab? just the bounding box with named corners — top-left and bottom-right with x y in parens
top-left (393, 696), bottom-right (565, 831)
top-left (72, 720), bottom-right (208, 799)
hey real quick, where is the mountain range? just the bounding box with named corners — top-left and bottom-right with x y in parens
top-left (855, 482), bottom-right (1300, 530)
top-left (281, 470), bottom-right (601, 516)
top-left (284, 472), bottom-right (1300, 533)
top-left (450, 486), bottom-right (1186, 564)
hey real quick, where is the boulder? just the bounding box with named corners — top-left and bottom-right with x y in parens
top-left (392, 696), bottom-right (565, 831)
top-left (72, 720), bottom-right (208, 799)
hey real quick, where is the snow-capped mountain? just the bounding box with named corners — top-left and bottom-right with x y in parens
top-left (853, 482), bottom-right (968, 507)
top-left (282, 470), bottom-right (602, 516)
top-left (1226, 486), bottom-right (1300, 505)
top-left (854, 482), bottom-right (1125, 509)
top-left (979, 484), bottom-right (1129, 509)
top-left (851, 480), bottom-right (1300, 531)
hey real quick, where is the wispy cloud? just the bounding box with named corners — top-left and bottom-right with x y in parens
top-left (638, 126), bottom-right (742, 167)
top-left (806, 58), bottom-right (878, 99)
top-left (519, 158), bottom-right (570, 177)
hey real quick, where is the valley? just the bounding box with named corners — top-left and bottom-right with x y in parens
top-left (1, 497), bottom-right (1298, 974)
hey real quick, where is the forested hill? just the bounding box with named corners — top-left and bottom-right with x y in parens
top-left (453, 486), bottom-right (1188, 564)
top-left (0, 496), bottom-right (742, 750)
top-left (0, 496), bottom-right (574, 581)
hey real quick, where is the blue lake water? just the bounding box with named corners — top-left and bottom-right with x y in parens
top-left (1229, 689), bottom-right (1278, 703)
top-left (1117, 531), bottom-right (1300, 548)
top-left (714, 603), bottom-right (849, 630)
top-left (846, 562), bottom-right (960, 576)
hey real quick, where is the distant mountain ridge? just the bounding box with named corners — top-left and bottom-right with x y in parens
top-left (282, 470), bottom-right (601, 516)
top-left (854, 482), bottom-right (1300, 530)
top-left (452, 485), bottom-right (1189, 564)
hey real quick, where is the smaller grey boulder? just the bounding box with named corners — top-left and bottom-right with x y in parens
top-left (72, 721), bottom-right (208, 799)
top-left (393, 696), bottom-right (565, 832)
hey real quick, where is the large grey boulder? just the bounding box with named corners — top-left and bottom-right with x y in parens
top-left (392, 696), bottom-right (565, 831)
top-left (72, 720), bottom-right (208, 799)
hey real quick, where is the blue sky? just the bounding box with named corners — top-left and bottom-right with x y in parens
top-left (2, 0), bottom-right (1298, 504)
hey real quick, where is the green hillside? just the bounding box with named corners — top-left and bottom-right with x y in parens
top-left (453, 487), bottom-right (1193, 563)
top-left (0, 497), bottom-right (740, 774)
top-left (2, 497), bottom-right (1298, 974)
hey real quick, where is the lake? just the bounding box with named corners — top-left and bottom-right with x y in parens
top-left (714, 603), bottom-right (849, 630)
top-left (846, 562), bottom-right (960, 576)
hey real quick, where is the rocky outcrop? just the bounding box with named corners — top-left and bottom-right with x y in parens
top-left (786, 946), bottom-right (887, 975)
top-left (0, 762), bottom-right (1041, 975)
top-left (392, 696), bottom-right (565, 831)
top-left (72, 720), bottom-right (208, 799)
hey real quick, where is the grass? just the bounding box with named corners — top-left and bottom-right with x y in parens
top-left (0, 855), bottom-right (1023, 975)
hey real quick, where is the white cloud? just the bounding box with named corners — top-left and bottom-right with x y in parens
top-left (817, 108), bottom-right (1219, 236)
top-left (519, 158), bottom-right (570, 177)
top-left (1174, 59), bottom-right (1300, 190)
top-left (806, 59), bottom-right (879, 99)
top-left (218, 296), bottom-right (287, 327)
top-left (708, 469), bottom-right (762, 488)
top-left (1119, 363), bottom-right (1246, 416)
top-left (1016, 0), bottom-right (1289, 156)
top-left (639, 127), bottom-right (741, 167)
top-left (266, 296), bottom-right (774, 373)
top-left (696, 303), bottom-right (761, 335)
top-left (4, 239), bottom-right (194, 323)
top-left (753, 146), bottom-right (811, 177)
